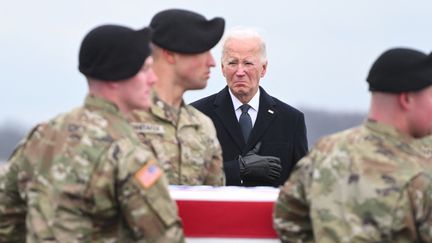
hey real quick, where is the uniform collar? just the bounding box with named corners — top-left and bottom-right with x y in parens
top-left (149, 90), bottom-right (198, 127)
top-left (84, 94), bottom-right (122, 116)
top-left (365, 119), bottom-right (414, 143)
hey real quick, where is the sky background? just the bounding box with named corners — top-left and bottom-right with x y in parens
top-left (2, 0), bottom-right (432, 129)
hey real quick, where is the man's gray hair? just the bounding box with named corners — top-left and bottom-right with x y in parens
top-left (221, 27), bottom-right (267, 64)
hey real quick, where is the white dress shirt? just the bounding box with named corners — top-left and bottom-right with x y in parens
top-left (229, 88), bottom-right (260, 127)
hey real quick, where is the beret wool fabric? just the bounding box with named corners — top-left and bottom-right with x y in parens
top-left (367, 48), bottom-right (432, 93)
top-left (150, 9), bottom-right (225, 54)
top-left (79, 25), bottom-right (151, 81)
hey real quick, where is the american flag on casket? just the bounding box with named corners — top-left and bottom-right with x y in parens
top-left (169, 185), bottom-right (279, 243)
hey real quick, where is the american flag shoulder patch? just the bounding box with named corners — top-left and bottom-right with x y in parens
top-left (134, 159), bottom-right (162, 189)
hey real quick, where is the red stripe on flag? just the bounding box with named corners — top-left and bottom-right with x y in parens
top-left (176, 200), bottom-right (277, 238)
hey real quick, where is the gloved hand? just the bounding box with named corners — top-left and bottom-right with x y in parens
top-left (238, 142), bottom-right (282, 183)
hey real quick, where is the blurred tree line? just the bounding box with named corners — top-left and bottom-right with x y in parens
top-left (302, 108), bottom-right (366, 148)
top-left (0, 121), bottom-right (27, 161)
top-left (0, 108), bottom-right (366, 161)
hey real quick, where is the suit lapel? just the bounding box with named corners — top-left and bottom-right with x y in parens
top-left (213, 87), bottom-right (245, 150)
top-left (246, 87), bottom-right (277, 152)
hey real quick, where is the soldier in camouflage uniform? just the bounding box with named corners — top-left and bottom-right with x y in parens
top-left (128, 9), bottom-right (225, 186)
top-left (0, 25), bottom-right (184, 242)
top-left (274, 48), bottom-right (432, 242)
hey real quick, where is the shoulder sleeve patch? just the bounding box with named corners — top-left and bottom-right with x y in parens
top-left (134, 159), bottom-right (162, 189)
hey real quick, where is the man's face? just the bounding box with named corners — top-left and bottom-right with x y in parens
top-left (407, 85), bottom-right (432, 138)
top-left (222, 37), bottom-right (267, 103)
top-left (173, 51), bottom-right (216, 90)
top-left (119, 57), bottom-right (157, 111)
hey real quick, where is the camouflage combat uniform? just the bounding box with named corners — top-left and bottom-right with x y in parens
top-left (414, 134), bottom-right (432, 160)
top-left (0, 95), bottom-right (184, 243)
top-left (128, 91), bottom-right (224, 186)
top-left (274, 120), bottom-right (432, 243)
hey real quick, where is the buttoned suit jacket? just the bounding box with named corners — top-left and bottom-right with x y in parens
top-left (191, 86), bottom-right (308, 186)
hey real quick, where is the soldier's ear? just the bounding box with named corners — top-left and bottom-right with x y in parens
top-left (398, 92), bottom-right (413, 111)
top-left (162, 49), bottom-right (176, 64)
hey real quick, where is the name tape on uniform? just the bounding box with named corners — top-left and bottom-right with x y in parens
top-left (132, 123), bottom-right (165, 134)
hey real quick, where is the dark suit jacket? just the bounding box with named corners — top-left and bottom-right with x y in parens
top-left (191, 86), bottom-right (308, 186)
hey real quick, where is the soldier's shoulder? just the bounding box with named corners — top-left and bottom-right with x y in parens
top-left (51, 106), bottom-right (136, 148)
top-left (289, 128), bottom-right (364, 175)
top-left (313, 126), bottom-right (364, 151)
top-left (185, 105), bottom-right (208, 117)
top-left (72, 106), bottom-right (137, 140)
top-left (185, 105), bottom-right (212, 122)
top-left (7, 119), bottom-right (54, 161)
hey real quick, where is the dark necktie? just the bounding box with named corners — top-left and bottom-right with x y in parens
top-left (239, 104), bottom-right (252, 142)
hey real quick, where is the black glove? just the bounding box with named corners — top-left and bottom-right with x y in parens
top-left (238, 142), bottom-right (282, 183)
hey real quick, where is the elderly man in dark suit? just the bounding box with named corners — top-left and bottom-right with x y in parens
top-left (191, 28), bottom-right (308, 187)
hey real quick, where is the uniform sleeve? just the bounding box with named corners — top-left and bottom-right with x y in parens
top-left (204, 131), bottom-right (225, 186)
top-left (273, 156), bottom-right (314, 243)
top-left (407, 172), bottom-right (432, 242)
top-left (0, 152), bottom-right (26, 243)
top-left (201, 116), bottom-right (225, 186)
top-left (113, 143), bottom-right (185, 242)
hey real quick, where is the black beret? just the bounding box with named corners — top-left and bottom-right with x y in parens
top-left (150, 9), bottom-right (225, 54)
top-left (79, 25), bottom-right (151, 81)
top-left (367, 48), bottom-right (432, 93)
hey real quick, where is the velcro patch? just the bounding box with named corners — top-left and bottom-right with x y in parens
top-left (134, 160), bottom-right (162, 189)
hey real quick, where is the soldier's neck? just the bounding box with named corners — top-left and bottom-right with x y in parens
top-left (154, 81), bottom-right (183, 109)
